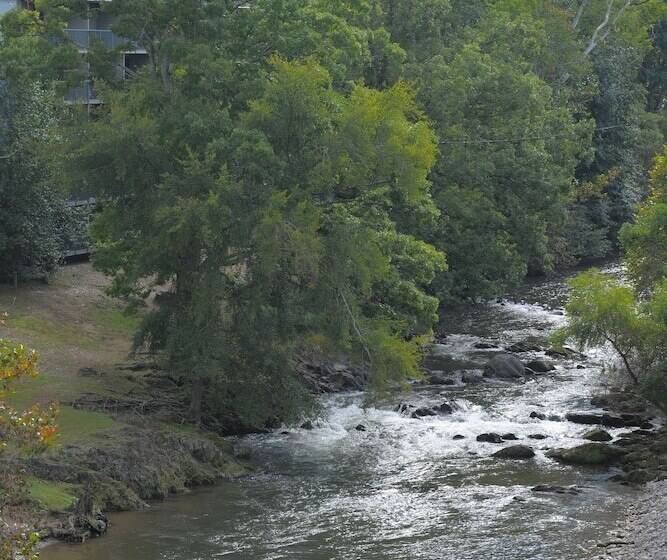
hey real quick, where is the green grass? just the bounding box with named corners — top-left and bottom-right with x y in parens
top-left (57, 406), bottom-right (120, 445)
top-left (28, 478), bottom-right (78, 512)
top-left (8, 314), bottom-right (97, 349)
top-left (91, 306), bottom-right (141, 336)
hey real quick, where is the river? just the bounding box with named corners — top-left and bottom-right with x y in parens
top-left (43, 266), bottom-right (637, 560)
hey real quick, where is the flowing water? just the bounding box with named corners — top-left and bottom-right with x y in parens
top-left (43, 266), bottom-right (637, 560)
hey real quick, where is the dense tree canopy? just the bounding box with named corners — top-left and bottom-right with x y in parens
top-left (1, 0), bottom-right (665, 426)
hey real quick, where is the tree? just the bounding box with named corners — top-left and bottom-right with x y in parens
top-left (558, 148), bottom-right (667, 411)
top-left (0, 321), bottom-right (57, 560)
top-left (0, 80), bottom-right (65, 283)
top-left (58, 12), bottom-right (443, 426)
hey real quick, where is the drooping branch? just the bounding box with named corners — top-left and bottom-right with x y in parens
top-left (605, 335), bottom-right (640, 385)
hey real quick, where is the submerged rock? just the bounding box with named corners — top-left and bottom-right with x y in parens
top-left (531, 485), bottom-right (581, 495)
top-left (506, 342), bottom-right (542, 353)
top-left (474, 342), bottom-right (498, 349)
top-left (583, 428), bottom-right (613, 442)
top-left (530, 411), bottom-right (546, 420)
top-left (355, 424), bottom-right (367, 432)
top-left (300, 420), bottom-right (314, 430)
top-left (453, 434), bottom-right (466, 440)
top-left (546, 443), bottom-right (627, 466)
top-left (483, 354), bottom-right (525, 379)
top-left (528, 434), bottom-right (548, 440)
top-left (493, 445), bottom-right (535, 460)
top-left (477, 433), bottom-right (504, 444)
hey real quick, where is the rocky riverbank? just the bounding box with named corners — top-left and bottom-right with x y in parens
top-left (592, 480), bottom-right (667, 559)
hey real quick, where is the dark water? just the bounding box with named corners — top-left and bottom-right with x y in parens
top-left (43, 265), bottom-right (636, 560)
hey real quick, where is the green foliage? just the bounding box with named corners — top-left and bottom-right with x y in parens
top-left (28, 478), bottom-right (77, 512)
top-left (559, 151), bottom-right (667, 411)
top-left (0, 80), bottom-right (67, 281)
top-left (621, 147), bottom-right (667, 292)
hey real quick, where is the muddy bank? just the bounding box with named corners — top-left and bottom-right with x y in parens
top-left (5, 422), bottom-right (250, 544)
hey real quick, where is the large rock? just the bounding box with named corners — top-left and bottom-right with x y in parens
top-left (546, 443), bottom-right (627, 466)
top-left (411, 407), bottom-right (438, 418)
top-left (461, 370), bottom-right (485, 385)
top-left (493, 445), bottom-right (535, 460)
top-left (477, 433), bottom-right (504, 444)
top-left (484, 354), bottom-right (525, 379)
top-left (506, 342), bottom-right (542, 353)
top-left (525, 359), bottom-right (555, 373)
top-left (426, 371), bottom-right (456, 385)
top-left (583, 428), bottom-right (613, 442)
top-left (566, 412), bottom-right (628, 428)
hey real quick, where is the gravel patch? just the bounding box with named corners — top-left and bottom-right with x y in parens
top-left (593, 480), bottom-right (667, 559)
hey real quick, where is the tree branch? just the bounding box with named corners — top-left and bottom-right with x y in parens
top-left (605, 335), bottom-right (640, 385)
top-left (573, 0), bottom-right (590, 30)
top-left (585, 0), bottom-right (615, 55)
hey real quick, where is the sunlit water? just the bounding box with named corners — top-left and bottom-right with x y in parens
top-left (43, 266), bottom-right (637, 560)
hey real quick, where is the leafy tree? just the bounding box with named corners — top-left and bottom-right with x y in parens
top-left (558, 148), bottom-right (667, 411)
top-left (0, 321), bottom-right (57, 560)
top-left (59, 29), bottom-right (443, 426)
top-left (0, 80), bottom-right (66, 282)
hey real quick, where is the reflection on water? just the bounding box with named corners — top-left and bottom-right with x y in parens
top-left (43, 265), bottom-right (636, 560)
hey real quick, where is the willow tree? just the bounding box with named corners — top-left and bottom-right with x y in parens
top-left (59, 0), bottom-right (443, 428)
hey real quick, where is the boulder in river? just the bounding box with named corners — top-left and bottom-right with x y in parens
top-left (530, 411), bottom-right (546, 420)
top-left (546, 443), bottom-right (627, 466)
top-left (477, 433), bottom-right (504, 444)
top-left (545, 346), bottom-right (583, 359)
top-left (528, 434), bottom-right (548, 440)
top-left (565, 412), bottom-right (624, 427)
top-left (355, 424), bottom-right (367, 432)
top-left (493, 445), bottom-right (535, 460)
top-left (453, 434), bottom-right (466, 440)
top-left (411, 407), bottom-right (438, 418)
top-left (583, 428), bottom-right (613, 442)
top-left (301, 420), bottom-right (314, 430)
top-left (525, 359), bottom-right (555, 373)
top-left (474, 342), bottom-right (498, 349)
top-left (502, 433), bottom-right (519, 441)
top-left (483, 354), bottom-right (525, 379)
top-left (461, 370), bottom-right (485, 385)
top-left (435, 402), bottom-right (454, 415)
top-left (427, 371), bottom-right (456, 385)
top-left (506, 342), bottom-right (542, 353)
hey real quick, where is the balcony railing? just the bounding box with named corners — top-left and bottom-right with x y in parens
top-left (65, 28), bottom-right (142, 52)
top-left (64, 79), bottom-right (100, 104)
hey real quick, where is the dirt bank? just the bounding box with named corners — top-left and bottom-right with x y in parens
top-left (0, 264), bottom-right (250, 544)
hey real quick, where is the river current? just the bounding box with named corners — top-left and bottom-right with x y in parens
top-left (43, 266), bottom-right (636, 560)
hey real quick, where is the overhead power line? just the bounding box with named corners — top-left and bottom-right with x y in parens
top-left (438, 125), bottom-right (624, 146)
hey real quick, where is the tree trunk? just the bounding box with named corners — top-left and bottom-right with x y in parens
top-left (190, 376), bottom-right (204, 425)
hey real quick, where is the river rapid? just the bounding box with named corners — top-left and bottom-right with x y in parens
top-left (43, 266), bottom-right (638, 560)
